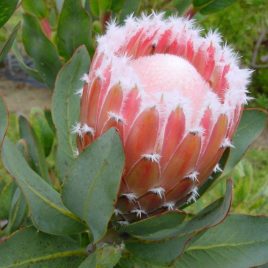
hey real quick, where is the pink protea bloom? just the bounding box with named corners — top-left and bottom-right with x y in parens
top-left (75, 13), bottom-right (251, 221)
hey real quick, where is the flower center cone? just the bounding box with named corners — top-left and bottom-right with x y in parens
top-left (131, 53), bottom-right (210, 113)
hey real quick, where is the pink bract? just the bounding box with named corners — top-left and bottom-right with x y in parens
top-left (74, 13), bottom-right (251, 222)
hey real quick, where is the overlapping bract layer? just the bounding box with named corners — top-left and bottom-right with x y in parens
top-left (74, 13), bottom-right (251, 222)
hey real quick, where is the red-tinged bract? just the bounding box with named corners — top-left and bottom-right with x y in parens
top-left (74, 14), bottom-right (251, 222)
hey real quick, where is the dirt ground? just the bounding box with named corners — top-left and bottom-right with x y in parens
top-left (0, 76), bottom-right (267, 149)
top-left (0, 76), bottom-right (51, 115)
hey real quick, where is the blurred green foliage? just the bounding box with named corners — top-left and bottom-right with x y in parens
top-left (0, 1), bottom-right (267, 266)
top-left (0, 0), bottom-right (267, 223)
top-left (1, 0), bottom-right (267, 106)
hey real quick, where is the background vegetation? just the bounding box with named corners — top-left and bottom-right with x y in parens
top-left (0, 1), bottom-right (267, 267)
top-left (1, 0), bottom-right (266, 216)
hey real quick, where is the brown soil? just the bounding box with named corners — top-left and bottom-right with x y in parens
top-left (0, 76), bottom-right (51, 115)
top-left (0, 76), bottom-right (267, 149)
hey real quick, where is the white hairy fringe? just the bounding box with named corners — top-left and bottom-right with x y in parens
top-left (185, 171), bottom-right (199, 182)
top-left (187, 187), bottom-right (199, 203)
top-left (162, 202), bottom-right (176, 211)
top-left (109, 55), bottom-right (142, 91)
top-left (149, 187), bottom-right (165, 199)
top-left (191, 90), bottom-right (222, 129)
top-left (221, 138), bottom-right (235, 148)
top-left (131, 208), bottom-right (147, 218)
top-left (139, 90), bottom-right (193, 131)
top-left (108, 112), bottom-right (125, 124)
top-left (93, 13), bottom-right (250, 135)
top-left (114, 208), bottom-right (122, 216)
top-left (121, 193), bottom-right (137, 203)
top-left (213, 163), bottom-right (222, 173)
top-left (142, 153), bottom-right (161, 163)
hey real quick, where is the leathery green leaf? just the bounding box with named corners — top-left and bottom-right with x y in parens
top-left (119, 210), bottom-right (186, 237)
top-left (126, 180), bottom-right (233, 265)
top-left (12, 42), bottom-right (43, 82)
top-left (57, 0), bottom-right (92, 59)
top-left (193, 0), bottom-right (236, 14)
top-left (18, 115), bottom-right (50, 182)
top-left (22, 0), bottom-right (48, 18)
top-left (120, 0), bottom-right (141, 21)
top-left (0, 180), bottom-right (16, 220)
top-left (0, 227), bottom-right (87, 268)
top-left (0, 0), bottom-right (18, 28)
top-left (5, 188), bottom-right (28, 234)
top-left (79, 244), bottom-right (123, 268)
top-left (175, 214), bottom-right (268, 268)
top-left (22, 13), bottom-right (62, 88)
top-left (52, 46), bottom-right (90, 181)
top-left (223, 109), bottom-right (267, 176)
top-left (1, 138), bottom-right (86, 235)
top-left (62, 129), bottom-right (125, 242)
top-left (0, 22), bottom-right (20, 63)
top-left (0, 96), bottom-right (8, 148)
top-left (29, 108), bottom-right (54, 157)
top-left (134, 179), bottom-right (233, 241)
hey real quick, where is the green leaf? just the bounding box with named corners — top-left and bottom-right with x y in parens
top-left (12, 42), bottom-right (43, 82)
top-left (0, 0), bottom-right (18, 28)
top-left (126, 234), bottom-right (190, 266)
top-left (44, 109), bottom-right (56, 134)
top-left (172, 0), bottom-right (192, 15)
top-left (52, 46), bottom-right (90, 181)
top-left (98, 0), bottom-right (112, 14)
top-left (116, 256), bottom-right (166, 268)
top-left (96, 244), bottom-right (123, 268)
top-left (19, 115), bottom-right (50, 182)
top-left (16, 139), bottom-right (31, 164)
top-left (193, 0), bottom-right (236, 14)
top-left (22, 0), bottom-right (48, 18)
top-left (0, 180), bottom-right (16, 220)
top-left (22, 13), bottom-right (62, 88)
top-left (89, 0), bottom-right (99, 17)
top-left (111, 0), bottom-right (125, 13)
top-left (0, 97), bottom-right (8, 148)
top-left (137, 179), bottom-right (233, 242)
top-left (175, 214), bottom-right (268, 268)
top-left (57, 0), bottom-right (92, 59)
top-left (120, 0), bottom-right (141, 21)
top-left (0, 22), bottom-right (20, 63)
top-left (1, 138), bottom-right (86, 235)
top-left (125, 180), bottom-right (232, 265)
top-left (257, 263), bottom-right (268, 268)
top-left (0, 227), bottom-right (87, 268)
top-left (79, 244), bottom-right (123, 268)
top-left (79, 252), bottom-right (97, 268)
top-left (62, 129), bottom-right (125, 242)
top-left (223, 109), bottom-right (267, 175)
top-left (5, 188), bottom-right (28, 234)
top-left (119, 211), bottom-right (186, 237)
top-left (29, 108), bottom-right (54, 157)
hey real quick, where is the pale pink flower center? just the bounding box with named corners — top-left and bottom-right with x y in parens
top-left (130, 53), bottom-right (211, 112)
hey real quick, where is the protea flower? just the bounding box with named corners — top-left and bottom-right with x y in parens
top-left (74, 13), bottom-right (251, 222)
